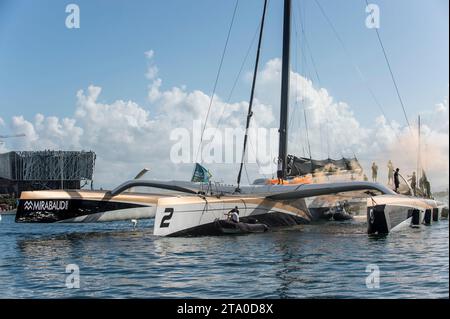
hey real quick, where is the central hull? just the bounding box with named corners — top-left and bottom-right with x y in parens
top-left (153, 195), bottom-right (311, 237)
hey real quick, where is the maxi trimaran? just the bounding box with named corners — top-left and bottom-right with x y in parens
top-left (15, 0), bottom-right (447, 236)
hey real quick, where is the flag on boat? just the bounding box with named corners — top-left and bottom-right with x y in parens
top-left (191, 163), bottom-right (212, 183)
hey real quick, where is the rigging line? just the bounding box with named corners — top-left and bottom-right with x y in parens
top-left (298, 2), bottom-right (308, 155)
top-left (206, 24), bottom-right (262, 177)
top-left (243, 162), bottom-right (251, 186)
top-left (226, 24), bottom-right (261, 104)
top-left (363, 0), bottom-right (411, 130)
top-left (195, 0), bottom-right (240, 163)
top-left (417, 115), bottom-right (421, 182)
top-left (290, 29), bottom-right (305, 159)
top-left (313, 0), bottom-right (409, 158)
top-left (297, 99), bottom-right (305, 157)
top-left (289, 8), bottom-right (299, 133)
top-left (296, 0), bottom-right (330, 159)
top-left (214, 22), bottom-right (261, 132)
top-left (293, 58), bottom-right (303, 156)
top-left (244, 135), bottom-right (266, 184)
top-left (326, 117), bottom-right (330, 158)
top-left (247, 131), bottom-right (269, 179)
top-left (290, 5), bottom-right (306, 135)
top-left (295, 1), bottom-right (321, 88)
top-left (313, 0), bottom-right (389, 121)
top-left (206, 25), bottom-right (261, 175)
top-left (297, 0), bottom-right (308, 159)
top-left (236, 0), bottom-right (268, 190)
top-left (303, 108), bottom-right (312, 160)
top-left (303, 36), bottom-right (322, 89)
top-left (270, 135), bottom-right (274, 178)
top-left (215, 22), bottom-right (268, 179)
top-left (319, 121), bottom-right (324, 158)
top-left (228, 7), bottom-right (270, 185)
top-left (302, 32), bottom-right (321, 88)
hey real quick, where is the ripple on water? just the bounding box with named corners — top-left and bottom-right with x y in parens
top-left (0, 214), bottom-right (448, 298)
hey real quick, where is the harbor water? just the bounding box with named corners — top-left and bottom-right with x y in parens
top-left (0, 213), bottom-right (448, 298)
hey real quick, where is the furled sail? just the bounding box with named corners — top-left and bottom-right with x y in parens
top-left (286, 155), bottom-right (363, 177)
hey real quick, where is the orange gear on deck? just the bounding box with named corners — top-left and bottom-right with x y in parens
top-left (266, 175), bottom-right (313, 185)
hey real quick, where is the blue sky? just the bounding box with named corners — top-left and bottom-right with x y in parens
top-left (0, 0), bottom-right (448, 128)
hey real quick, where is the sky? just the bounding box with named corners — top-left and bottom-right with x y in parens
top-left (0, 0), bottom-right (448, 190)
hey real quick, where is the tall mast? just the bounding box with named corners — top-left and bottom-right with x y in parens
top-left (235, 0), bottom-right (268, 191)
top-left (278, 0), bottom-right (292, 178)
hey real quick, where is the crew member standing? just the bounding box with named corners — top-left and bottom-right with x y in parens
top-left (387, 160), bottom-right (394, 185)
top-left (419, 173), bottom-right (426, 194)
top-left (394, 168), bottom-right (400, 193)
top-left (408, 171), bottom-right (417, 196)
top-left (277, 158), bottom-right (284, 185)
top-left (424, 180), bottom-right (431, 199)
top-left (371, 162), bottom-right (378, 182)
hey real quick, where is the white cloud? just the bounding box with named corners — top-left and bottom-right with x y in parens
top-left (144, 50), bottom-right (154, 59)
top-left (2, 54), bottom-right (448, 191)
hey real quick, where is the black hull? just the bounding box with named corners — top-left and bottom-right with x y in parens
top-left (367, 205), bottom-right (420, 235)
top-left (15, 198), bottom-right (146, 223)
top-left (167, 212), bottom-right (309, 237)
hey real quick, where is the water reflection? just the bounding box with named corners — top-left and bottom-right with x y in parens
top-left (0, 214), bottom-right (448, 298)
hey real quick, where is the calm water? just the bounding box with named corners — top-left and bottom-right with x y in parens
top-left (0, 213), bottom-right (448, 298)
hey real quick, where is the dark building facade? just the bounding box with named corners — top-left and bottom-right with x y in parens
top-left (0, 151), bottom-right (95, 197)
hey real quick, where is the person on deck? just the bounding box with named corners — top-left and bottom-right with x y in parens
top-left (408, 172), bottom-right (417, 196)
top-left (371, 162), bottom-right (378, 182)
top-left (277, 158), bottom-right (284, 185)
top-left (424, 180), bottom-right (431, 199)
top-left (394, 168), bottom-right (400, 193)
top-left (387, 160), bottom-right (394, 185)
top-left (228, 206), bottom-right (240, 223)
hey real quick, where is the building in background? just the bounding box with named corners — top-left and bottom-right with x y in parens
top-left (0, 151), bottom-right (96, 198)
